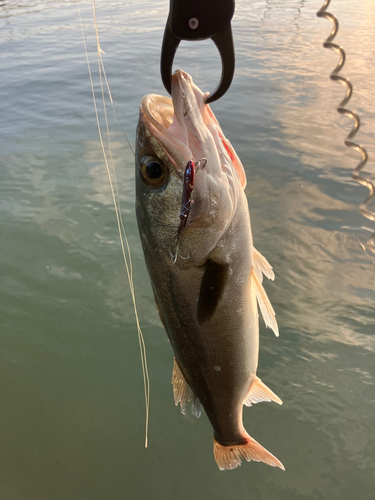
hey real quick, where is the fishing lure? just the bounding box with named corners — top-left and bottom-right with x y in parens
top-left (170, 158), bottom-right (208, 264)
top-left (177, 160), bottom-right (196, 237)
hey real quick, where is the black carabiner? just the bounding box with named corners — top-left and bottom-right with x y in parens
top-left (161, 0), bottom-right (235, 104)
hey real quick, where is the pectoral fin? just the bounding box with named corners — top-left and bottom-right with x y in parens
top-left (251, 268), bottom-right (279, 337)
top-left (172, 358), bottom-right (201, 418)
top-left (244, 377), bottom-right (283, 406)
top-left (197, 260), bottom-right (229, 324)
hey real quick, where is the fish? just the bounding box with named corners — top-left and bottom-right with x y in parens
top-left (135, 69), bottom-right (284, 471)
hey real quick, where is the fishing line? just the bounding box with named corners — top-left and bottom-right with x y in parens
top-left (92, 3), bottom-right (132, 279)
top-left (77, 0), bottom-right (150, 448)
top-left (317, 0), bottom-right (375, 253)
top-left (92, 0), bottom-right (135, 157)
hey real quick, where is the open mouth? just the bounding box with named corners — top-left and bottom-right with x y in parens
top-left (141, 94), bottom-right (174, 131)
top-left (140, 70), bottom-right (212, 171)
top-left (140, 92), bottom-right (192, 172)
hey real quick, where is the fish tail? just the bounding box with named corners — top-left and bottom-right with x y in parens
top-left (213, 433), bottom-right (285, 471)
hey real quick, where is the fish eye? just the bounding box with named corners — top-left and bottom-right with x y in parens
top-left (146, 161), bottom-right (162, 179)
top-left (140, 155), bottom-right (168, 189)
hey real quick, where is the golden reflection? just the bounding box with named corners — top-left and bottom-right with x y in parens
top-left (248, 175), bottom-right (375, 347)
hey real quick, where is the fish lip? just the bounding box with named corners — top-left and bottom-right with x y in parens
top-left (139, 93), bottom-right (192, 173)
top-left (139, 69), bottom-right (210, 168)
top-left (171, 69), bottom-right (210, 105)
top-left (170, 70), bottom-right (210, 143)
top-left (171, 69), bottom-right (192, 92)
top-left (140, 94), bottom-right (173, 132)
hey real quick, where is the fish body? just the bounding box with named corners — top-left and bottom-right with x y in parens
top-left (135, 70), bottom-right (283, 470)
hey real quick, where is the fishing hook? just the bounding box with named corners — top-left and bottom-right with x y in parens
top-left (195, 158), bottom-right (207, 172)
top-left (169, 238), bottom-right (191, 264)
top-left (317, 0), bottom-right (375, 253)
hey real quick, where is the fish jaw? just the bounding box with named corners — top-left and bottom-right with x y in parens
top-left (169, 70), bottom-right (219, 172)
top-left (168, 70), bottom-right (246, 261)
top-left (140, 94), bottom-right (191, 172)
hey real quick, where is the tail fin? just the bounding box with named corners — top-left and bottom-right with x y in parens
top-left (213, 434), bottom-right (284, 471)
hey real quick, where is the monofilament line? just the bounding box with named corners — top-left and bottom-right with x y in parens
top-left (77, 0), bottom-right (150, 447)
top-left (317, 0), bottom-right (375, 253)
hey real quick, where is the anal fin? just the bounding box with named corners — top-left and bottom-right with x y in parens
top-left (172, 358), bottom-right (201, 418)
top-left (244, 377), bottom-right (283, 406)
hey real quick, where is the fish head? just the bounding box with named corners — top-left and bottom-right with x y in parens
top-left (136, 70), bottom-right (247, 264)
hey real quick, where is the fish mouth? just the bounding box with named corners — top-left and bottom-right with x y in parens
top-left (139, 92), bottom-right (188, 173)
top-left (169, 70), bottom-right (210, 152)
top-left (139, 70), bottom-right (217, 172)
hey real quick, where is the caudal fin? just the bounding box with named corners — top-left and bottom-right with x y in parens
top-left (213, 434), bottom-right (284, 471)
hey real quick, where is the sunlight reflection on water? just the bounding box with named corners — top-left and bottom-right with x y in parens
top-left (1, 1), bottom-right (375, 499)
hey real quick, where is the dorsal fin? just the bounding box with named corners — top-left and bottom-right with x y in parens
top-left (253, 247), bottom-right (275, 282)
top-left (251, 268), bottom-right (279, 337)
top-left (197, 260), bottom-right (229, 324)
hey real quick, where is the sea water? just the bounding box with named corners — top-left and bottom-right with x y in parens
top-left (1, 1), bottom-right (374, 498)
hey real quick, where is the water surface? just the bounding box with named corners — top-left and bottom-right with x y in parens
top-left (1, 1), bottom-right (375, 499)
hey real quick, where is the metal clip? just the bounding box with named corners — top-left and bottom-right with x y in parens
top-left (161, 0), bottom-right (235, 104)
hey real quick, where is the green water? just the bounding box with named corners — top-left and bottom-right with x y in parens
top-left (1, 1), bottom-right (375, 498)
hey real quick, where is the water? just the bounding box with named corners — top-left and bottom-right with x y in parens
top-left (1, 1), bottom-right (375, 498)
